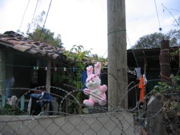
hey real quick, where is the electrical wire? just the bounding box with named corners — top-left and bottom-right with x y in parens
top-left (27, 0), bottom-right (40, 34)
top-left (36, 0), bottom-right (43, 14)
top-left (42, 0), bottom-right (53, 29)
top-left (0, 63), bottom-right (82, 71)
top-left (102, 49), bottom-right (107, 58)
top-left (162, 3), bottom-right (180, 26)
top-left (169, 8), bottom-right (180, 13)
top-left (127, 34), bottom-right (139, 67)
top-left (38, 0), bottom-right (53, 39)
top-left (154, 0), bottom-right (162, 31)
top-left (18, 0), bottom-right (31, 31)
top-left (32, 0), bottom-right (40, 21)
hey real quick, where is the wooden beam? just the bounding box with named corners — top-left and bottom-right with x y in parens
top-left (46, 60), bottom-right (51, 93)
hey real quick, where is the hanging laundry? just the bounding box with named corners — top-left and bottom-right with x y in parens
top-left (138, 74), bottom-right (147, 103)
top-left (135, 67), bottom-right (141, 80)
top-left (72, 67), bottom-right (76, 72)
top-left (54, 67), bottom-right (57, 71)
top-left (28, 91), bottom-right (54, 115)
top-left (81, 70), bottom-right (87, 89)
top-left (64, 67), bottom-right (66, 71)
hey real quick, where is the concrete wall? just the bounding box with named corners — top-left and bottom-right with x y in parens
top-left (0, 112), bottom-right (140, 135)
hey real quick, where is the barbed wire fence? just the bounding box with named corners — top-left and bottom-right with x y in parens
top-left (0, 76), bottom-right (180, 135)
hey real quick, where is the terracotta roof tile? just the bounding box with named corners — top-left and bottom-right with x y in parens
top-left (0, 31), bottom-right (65, 60)
top-left (13, 45), bottom-right (31, 52)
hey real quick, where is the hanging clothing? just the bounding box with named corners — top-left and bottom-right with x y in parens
top-left (135, 67), bottom-right (141, 80)
top-left (81, 70), bottom-right (87, 89)
top-left (28, 91), bottom-right (54, 115)
top-left (5, 77), bottom-right (15, 98)
top-left (138, 75), bottom-right (146, 103)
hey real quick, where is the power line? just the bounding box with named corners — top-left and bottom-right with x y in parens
top-left (27, 0), bottom-right (40, 34)
top-left (169, 8), bottom-right (180, 13)
top-left (32, 0), bottom-right (39, 20)
top-left (154, 0), bottom-right (162, 31)
top-left (42, 0), bottom-right (53, 29)
top-left (39, 0), bottom-right (53, 39)
top-left (127, 34), bottom-right (139, 67)
top-left (36, 0), bottom-right (43, 14)
top-left (31, 0), bottom-right (40, 24)
top-left (0, 63), bottom-right (82, 71)
top-left (102, 49), bottom-right (107, 58)
top-left (162, 4), bottom-right (180, 27)
top-left (18, 0), bottom-right (30, 31)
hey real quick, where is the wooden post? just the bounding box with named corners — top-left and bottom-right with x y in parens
top-left (107, 0), bottom-right (128, 109)
top-left (160, 40), bottom-right (170, 82)
top-left (0, 49), bottom-right (5, 97)
top-left (147, 40), bottom-right (169, 135)
top-left (46, 60), bottom-right (51, 93)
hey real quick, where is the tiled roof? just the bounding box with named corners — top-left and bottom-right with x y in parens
top-left (0, 31), bottom-right (65, 60)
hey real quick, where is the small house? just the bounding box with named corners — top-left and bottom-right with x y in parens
top-left (0, 31), bottom-right (65, 99)
top-left (127, 46), bottom-right (179, 108)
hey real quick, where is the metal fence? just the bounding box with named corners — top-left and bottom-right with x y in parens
top-left (0, 112), bottom-right (141, 135)
top-left (0, 83), bottom-right (179, 135)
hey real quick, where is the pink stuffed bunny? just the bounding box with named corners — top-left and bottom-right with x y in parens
top-left (83, 62), bottom-right (107, 107)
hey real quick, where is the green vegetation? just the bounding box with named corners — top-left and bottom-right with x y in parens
top-left (28, 27), bottom-right (63, 48)
top-left (52, 45), bottom-right (106, 113)
top-left (0, 104), bottom-right (27, 115)
top-left (152, 75), bottom-right (180, 94)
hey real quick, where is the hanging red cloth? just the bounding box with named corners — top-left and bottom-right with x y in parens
top-left (138, 75), bottom-right (145, 103)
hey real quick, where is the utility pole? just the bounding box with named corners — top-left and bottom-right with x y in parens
top-left (107, 0), bottom-right (128, 109)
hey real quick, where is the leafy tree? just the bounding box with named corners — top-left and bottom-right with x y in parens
top-left (132, 30), bottom-right (180, 49)
top-left (27, 11), bottom-right (46, 34)
top-left (174, 16), bottom-right (180, 28)
top-left (28, 27), bottom-right (63, 48)
top-left (132, 32), bottom-right (165, 49)
top-left (166, 29), bottom-right (180, 46)
top-left (132, 16), bottom-right (180, 49)
top-left (17, 10), bottom-right (63, 48)
top-left (53, 45), bottom-right (91, 114)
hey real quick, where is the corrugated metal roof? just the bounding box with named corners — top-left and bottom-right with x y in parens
top-left (0, 31), bottom-right (65, 60)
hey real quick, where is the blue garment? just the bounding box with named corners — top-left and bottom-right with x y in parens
top-left (30, 93), bottom-right (42, 99)
top-left (30, 92), bottom-right (54, 115)
top-left (5, 77), bottom-right (15, 98)
top-left (30, 92), bottom-right (53, 101)
top-left (6, 78), bottom-right (11, 98)
top-left (81, 70), bottom-right (87, 89)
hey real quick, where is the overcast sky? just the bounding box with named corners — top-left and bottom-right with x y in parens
top-left (0, 0), bottom-right (179, 58)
